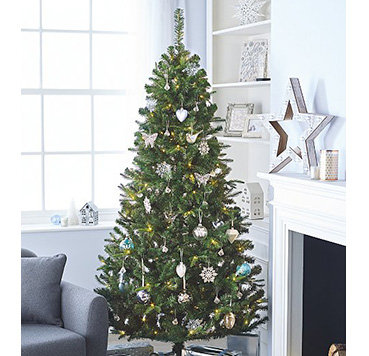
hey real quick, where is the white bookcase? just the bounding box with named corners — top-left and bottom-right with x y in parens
top-left (206, 2), bottom-right (271, 354)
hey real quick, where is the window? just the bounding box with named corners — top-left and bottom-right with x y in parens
top-left (21, 0), bottom-right (139, 221)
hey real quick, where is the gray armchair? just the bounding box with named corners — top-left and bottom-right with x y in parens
top-left (21, 248), bottom-right (109, 356)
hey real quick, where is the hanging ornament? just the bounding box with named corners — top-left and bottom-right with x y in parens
top-left (193, 102), bottom-right (199, 112)
top-left (192, 211), bottom-right (208, 240)
top-left (119, 237), bottom-right (134, 250)
top-left (156, 313), bottom-right (165, 329)
top-left (200, 265), bottom-right (218, 283)
top-left (172, 318), bottom-right (179, 325)
top-left (164, 209), bottom-right (178, 224)
top-left (214, 292), bottom-right (220, 304)
top-left (184, 62), bottom-right (198, 76)
top-left (176, 107), bottom-right (188, 122)
top-left (186, 130), bottom-right (203, 144)
top-left (142, 133), bottom-right (158, 148)
top-left (155, 162), bottom-right (172, 180)
top-left (186, 319), bottom-right (203, 330)
top-left (226, 220), bottom-right (239, 243)
top-left (178, 292), bottom-right (190, 304)
top-left (237, 290), bottom-right (243, 299)
top-left (241, 283), bottom-right (250, 292)
top-left (165, 186), bottom-right (171, 194)
top-left (198, 140), bottom-right (210, 155)
top-left (164, 120), bottom-right (171, 137)
top-left (161, 237), bottom-right (168, 253)
top-left (194, 172), bottom-right (211, 187)
top-left (137, 289), bottom-right (151, 304)
top-left (212, 220), bottom-right (224, 229)
top-left (236, 261), bottom-right (251, 277)
top-left (144, 197), bottom-right (151, 214)
top-left (164, 73), bottom-right (170, 91)
top-left (210, 167), bottom-right (222, 177)
top-left (218, 248), bottom-right (224, 256)
top-left (224, 312), bottom-right (236, 329)
top-left (146, 97), bottom-right (157, 112)
top-left (176, 249), bottom-right (186, 278)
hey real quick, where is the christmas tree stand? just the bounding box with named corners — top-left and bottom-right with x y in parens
top-left (227, 333), bottom-right (260, 356)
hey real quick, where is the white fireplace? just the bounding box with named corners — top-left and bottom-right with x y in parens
top-left (258, 173), bottom-right (346, 356)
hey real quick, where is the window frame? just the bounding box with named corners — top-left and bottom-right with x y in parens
top-left (21, 0), bottom-right (136, 223)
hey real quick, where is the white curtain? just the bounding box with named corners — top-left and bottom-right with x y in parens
top-left (135, 0), bottom-right (187, 107)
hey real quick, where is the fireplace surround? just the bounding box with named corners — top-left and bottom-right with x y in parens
top-left (258, 173), bottom-right (346, 356)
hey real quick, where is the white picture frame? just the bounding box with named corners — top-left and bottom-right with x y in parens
top-left (242, 114), bottom-right (264, 138)
top-left (225, 103), bottom-right (254, 136)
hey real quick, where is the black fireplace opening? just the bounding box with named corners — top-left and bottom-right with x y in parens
top-left (302, 235), bottom-right (346, 356)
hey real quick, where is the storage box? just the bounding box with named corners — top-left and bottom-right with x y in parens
top-left (185, 345), bottom-right (242, 356)
top-left (107, 342), bottom-right (154, 356)
top-left (227, 334), bottom-right (260, 356)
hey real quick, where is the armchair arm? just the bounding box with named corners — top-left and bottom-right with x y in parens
top-left (61, 281), bottom-right (108, 356)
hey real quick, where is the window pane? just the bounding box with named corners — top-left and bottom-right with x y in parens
top-left (93, 34), bottom-right (136, 89)
top-left (21, 0), bottom-right (40, 29)
top-left (22, 156), bottom-right (42, 211)
top-left (42, 0), bottom-right (89, 30)
top-left (44, 96), bottom-right (91, 151)
top-left (44, 154), bottom-right (91, 210)
top-left (22, 32), bottom-right (40, 88)
top-left (92, 0), bottom-right (137, 32)
top-left (94, 153), bottom-right (134, 209)
top-left (42, 33), bottom-right (89, 89)
top-left (21, 95), bottom-right (41, 152)
top-left (94, 95), bottom-right (136, 151)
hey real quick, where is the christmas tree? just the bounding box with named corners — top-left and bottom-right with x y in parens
top-left (96, 9), bottom-right (267, 356)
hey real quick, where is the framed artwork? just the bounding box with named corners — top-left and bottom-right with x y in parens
top-left (242, 114), bottom-right (264, 138)
top-left (239, 39), bottom-right (268, 82)
top-left (225, 103), bottom-right (254, 136)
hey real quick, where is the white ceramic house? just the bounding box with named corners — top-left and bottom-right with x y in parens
top-left (241, 182), bottom-right (264, 220)
top-left (79, 201), bottom-right (99, 226)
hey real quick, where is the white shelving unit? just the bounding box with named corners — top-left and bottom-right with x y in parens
top-left (206, 0), bottom-right (271, 196)
top-left (206, 2), bottom-right (271, 354)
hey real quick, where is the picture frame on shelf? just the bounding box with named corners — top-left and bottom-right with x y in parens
top-left (242, 114), bottom-right (264, 138)
top-left (239, 39), bottom-right (269, 82)
top-left (225, 103), bottom-right (254, 136)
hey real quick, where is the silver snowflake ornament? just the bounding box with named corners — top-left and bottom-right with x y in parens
top-left (198, 140), bottom-right (210, 156)
top-left (146, 97), bottom-right (157, 112)
top-left (156, 162), bottom-right (172, 180)
top-left (233, 0), bottom-right (266, 25)
top-left (186, 319), bottom-right (203, 330)
top-left (200, 266), bottom-right (218, 283)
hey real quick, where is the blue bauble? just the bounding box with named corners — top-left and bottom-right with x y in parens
top-left (236, 262), bottom-right (251, 277)
top-left (118, 282), bottom-right (126, 293)
top-left (119, 237), bottom-right (134, 250)
top-left (50, 214), bottom-right (61, 225)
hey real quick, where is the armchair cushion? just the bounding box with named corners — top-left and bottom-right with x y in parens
top-left (21, 254), bottom-right (67, 327)
top-left (21, 324), bottom-right (86, 356)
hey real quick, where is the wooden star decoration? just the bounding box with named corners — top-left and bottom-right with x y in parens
top-left (258, 78), bottom-right (335, 173)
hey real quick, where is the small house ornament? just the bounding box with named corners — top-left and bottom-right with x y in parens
top-left (79, 201), bottom-right (99, 225)
top-left (241, 182), bottom-right (264, 220)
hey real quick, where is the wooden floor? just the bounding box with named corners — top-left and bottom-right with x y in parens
top-left (108, 334), bottom-right (227, 353)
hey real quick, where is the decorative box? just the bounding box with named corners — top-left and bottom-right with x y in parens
top-left (107, 342), bottom-right (154, 356)
top-left (227, 334), bottom-right (260, 356)
top-left (185, 345), bottom-right (242, 356)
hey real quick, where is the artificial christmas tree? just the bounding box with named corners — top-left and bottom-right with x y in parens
top-left (96, 9), bottom-right (267, 356)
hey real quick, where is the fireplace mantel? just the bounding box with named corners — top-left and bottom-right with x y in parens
top-left (258, 172), bottom-right (346, 356)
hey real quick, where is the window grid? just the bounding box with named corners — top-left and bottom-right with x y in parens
top-left (21, 0), bottom-right (135, 216)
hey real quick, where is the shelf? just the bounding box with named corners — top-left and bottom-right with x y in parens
top-left (212, 81), bottom-right (271, 89)
top-left (217, 136), bottom-right (270, 145)
top-left (213, 20), bottom-right (271, 37)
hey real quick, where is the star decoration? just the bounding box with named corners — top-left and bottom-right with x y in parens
top-left (233, 0), bottom-right (266, 25)
top-left (200, 265), bottom-right (218, 283)
top-left (259, 78), bottom-right (335, 173)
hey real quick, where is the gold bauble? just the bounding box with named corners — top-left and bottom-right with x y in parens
top-left (224, 312), bottom-right (236, 329)
top-left (226, 228), bottom-right (239, 243)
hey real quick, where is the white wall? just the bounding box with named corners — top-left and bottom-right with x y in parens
top-left (271, 0), bottom-right (346, 179)
top-left (22, 228), bottom-right (112, 291)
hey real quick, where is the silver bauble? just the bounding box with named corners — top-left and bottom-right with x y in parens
top-left (192, 223), bottom-right (208, 240)
top-left (137, 290), bottom-right (151, 304)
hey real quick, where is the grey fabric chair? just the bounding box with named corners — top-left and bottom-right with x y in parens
top-left (21, 248), bottom-right (109, 356)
